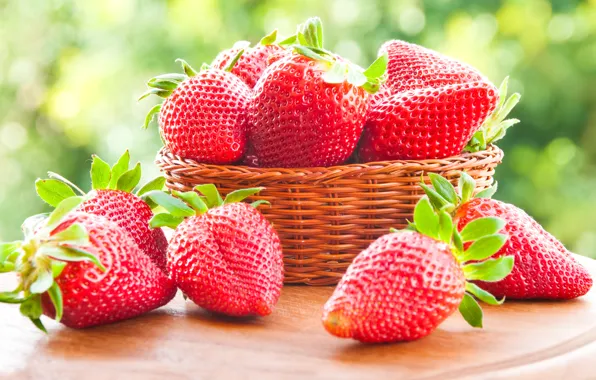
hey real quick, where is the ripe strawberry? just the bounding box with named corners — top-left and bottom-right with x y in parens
top-left (0, 198), bottom-right (176, 330)
top-left (248, 17), bottom-right (387, 167)
top-left (421, 172), bottom-right (593, 300)
top-left (140, 56), bottom-right (251, 164)
top-left (148, 185), bottom-right (283, 317)
top-left (323, 191), bottom-right (514, 343)
top-left (359, 41), bottom-right (523, 161)
top-left (212, 30), bottom-right (285, 89)
top-left (35, 151), bottom-right (169, 273)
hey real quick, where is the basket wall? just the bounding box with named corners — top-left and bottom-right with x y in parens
top-left (156, 145), bottom-right (503, 285)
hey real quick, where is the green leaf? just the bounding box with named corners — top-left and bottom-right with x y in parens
top-left (149, 73), bottom-right (187, 83)
top-left (194, 184), bottom-right (224, 208)
top-left (40, 246), bottom-right (106, 272)
top-left (419, 182), bottom-right (450, 210)
top-left (453, 229), bottom-right (464, 255)
top-left (293, 45), bottom-right (329, 62)
top-left (438, 211), bottom-right (453, 244)
top-left (259, 29), bottom-right (277, 45)
top-left (47, 283), bottom-right (63, 322)
top-left (116, 162), bottom-right (142, 193)
top-left (145, 190), bottom-right (195, 217)
top-left (45, 196), bottom-right (83, 229)
top-left (322, 61), bottom-right (347, 84)
top-left (47, 172), bottom-right (86, 195)
top-left (363, 53), bottom-right (388, 80)
top-left (30, 268), bottom-right (54, 294)
top-left (20, 296), bottom-right (43, 319)
top-left (297, 17), bottom-right (324, 48)
top-left (413, 197), bottom-right (439, 239)
top-left (428, 173), bottom-right (458, 205)
top-left (90, 155), bottom-right (112, 190)
top-left (0, 290), bottom-right (27, 304)
top-left (0, 262), bottom-right (15, 272)
top-left (223, 187), bottom-right (264, 204)
top-left (223, 49), bottom-right (244, 72)
top-left (460, 217), bottom-right (506, 242)
top-left (466, 282), bottom-right (504, 306)
top-left (463, 256), bottom-right (515, 282)
top-left (30, 318), bottom-right (47, 333)
top-left (175, 58), bottom-right (198, 77)
top-left (138, 87), bottom-right (171, 101)
top-left (49, 222), bottom-right (89, 246)
top-left (458, 172), bottom-right (476, 203)
top-left (142, 104), bottom-right (162, 130)
top-left (279, 34), bottom-right (297, 47)
top-left (147, 79), bottom-right (178, 91)
top-left (476, 183), bottom-right (498, 199)
top-left (136, 176), bottom-right (166, 197)
top-left (35, 179), bottom-right (77, 207)
top-left (172, 190), bottom-right (208, 214)
top-left (149, 213), bottom-right (185, 229)
top-left (51, 260), bottom-right (66, 278)
top-left (251, 200), bottom-right (270, 209)
top-left (109, 150), bottom-right (130, 189)
top-left (1, 241), bottom-right (21, 264)
top-left (458, 293), bottom-right (483, 328)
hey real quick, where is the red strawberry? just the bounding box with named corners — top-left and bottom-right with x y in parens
top-left (35, 151), bottom-right (169, 273)
top-left (248, 17), bottom-right (387, 167)
top-left (422, 172), bottom-right (593, 300)
top-left (148, 185), bottom-right (283, 317)
top-left (141, 58), bottom-right (251, 164)
top-left (0, 199), bottom-right (176, 330)
top-left (323, 191), bottom-right (514, 343)
top-left (359, 81), bottom-right (499, 161)
top-left (212, 31), bottom-right (285, 89)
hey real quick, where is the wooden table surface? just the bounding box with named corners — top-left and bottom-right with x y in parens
top-left (1, 255), bottom-right (595, 380)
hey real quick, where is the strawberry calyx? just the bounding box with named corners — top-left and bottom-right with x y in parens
top-left (0, 197), bottom-right (105, 332)
top-left (465, 77), bottom-right (521, 152)
top-left (396, 178), bottom-right (514, 328)
top-left (145, 185), bottom-right (267, 229)
top-left (283, 17), bottom-right (388, 94)
top-left (35, 150), bottom-right (166, 210)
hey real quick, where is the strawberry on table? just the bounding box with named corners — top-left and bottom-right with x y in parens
top-left (323, 191), bottom-right (514, 343)
top-left (34, 151), bottom-right (169, 273)
top-left (212, 30), bottom-right (285, 89)
top-left (140, 54), bottom-right (251, 164)
top-left (0, 197), bottom-right (176, 331)
top-left (421, 172), bottom-right (593, 299)
top-left (147, 186), bottom-right (283, 317)
top-left (248, 17), bottom-right (388, 167)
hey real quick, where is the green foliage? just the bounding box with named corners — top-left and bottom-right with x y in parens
top-left (0, 0), bottom-right (595, 260)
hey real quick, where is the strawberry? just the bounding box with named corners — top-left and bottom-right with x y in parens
top-left (248, 17), bottom-right (387, 167)
top-left (147, 186), bottom-right (283, 317)
top-left (34, 151), bottom-right (169, 273)
top-left (323, 191), bottom-right (514, 343)
top-left (140, 56), bottom-right (251, 164)
top-left (212, 30), bottom-right (285, 89)
top-left (0, 198), bottom-right (176, 330)
top-left (421, 172), bottom-right (593, 299)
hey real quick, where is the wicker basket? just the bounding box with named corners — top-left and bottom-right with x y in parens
top-left (156, 145), bottom-right (503, 285)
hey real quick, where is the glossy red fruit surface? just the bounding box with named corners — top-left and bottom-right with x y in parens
top-left (359, 81), bottom-right (498, 161)
top-left (456, 198), bottom-right (593, 299)
top-left (41, 213), bottom-right (176, 329)
top-left (212, 44), bottom-right (285, 88)
top-left (323, 231), bottom-right (465, 343)
top-left (167, 202), bottom-right (283, 317)
top-left (159, 69), bottom-right (252, 164)
top-left (249, 54), bottom-right (369, 168)
top-left (78, 189), bottom-right (168, 273)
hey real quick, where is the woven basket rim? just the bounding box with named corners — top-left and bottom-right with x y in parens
top-left (157, 144), bottom-right (502, 173)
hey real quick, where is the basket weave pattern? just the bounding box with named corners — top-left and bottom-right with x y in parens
top-left (156, 145), bottom-right (503, 285)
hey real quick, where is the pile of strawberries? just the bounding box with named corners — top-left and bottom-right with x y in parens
top-left (141, 17), bottom-right (519, 168)
top-left (0, 16), bottom-right (593, 344)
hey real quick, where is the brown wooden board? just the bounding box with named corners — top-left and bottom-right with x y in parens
top-left (1, 255), bottom-right (595, 380)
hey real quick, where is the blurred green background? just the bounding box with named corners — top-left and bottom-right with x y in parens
top-left (1, 0), bottom-right (595, 257)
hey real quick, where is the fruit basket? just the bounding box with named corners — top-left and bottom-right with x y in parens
top-left (156, 144), bottom-right (503, 285)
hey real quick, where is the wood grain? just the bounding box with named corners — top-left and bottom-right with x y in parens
top-left (1, 255), bottom-right (595, 380)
